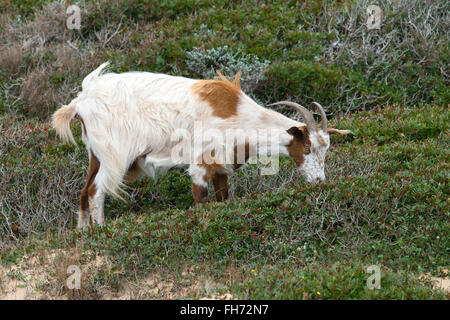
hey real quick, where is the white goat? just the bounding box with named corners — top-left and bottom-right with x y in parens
top-left (53, 62), bottom-right (350, 228)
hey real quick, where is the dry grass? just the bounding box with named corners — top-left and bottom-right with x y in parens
top-left (47, 249), bottom-right (101, 299)
top-left (0, 44), bottom-right (23, 76)
top-left (19, 68), bottom-right (57, 116)
top-left (316, 0), bottom-right (449, 111)
top-left (0, 12), bottom-right (12, 32)
top-left (0, 1), bottom-right (102, 118)
top-left (18, 42), bottom-right (88, 117)
top-left (1, 0), bottom-right (447, 118)
top-left (15, 1), bottom-right (68, 52)
top-left (0, 114), bottom-right (84, 244)
top-left (228, 161), bottom-right (301, 199)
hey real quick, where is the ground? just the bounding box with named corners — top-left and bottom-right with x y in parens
top-left (0, 0), bottom-right (449, 299)
top-left (1, 105), bottom-right (449, 299)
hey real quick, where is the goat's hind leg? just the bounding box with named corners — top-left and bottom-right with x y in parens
top-left (79, 189), bottom-right (90, 228)
top-left (88, 179), bottom-right (105, 226)
top-left (88, 157), bottom-right (136, 227)
top-left (78, 151), bottom-right (100, 228)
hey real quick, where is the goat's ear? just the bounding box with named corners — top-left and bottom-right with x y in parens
top-left (287, 126), bottom-right (306, 139)
top-left (328, 128), bottom-right (352, 135)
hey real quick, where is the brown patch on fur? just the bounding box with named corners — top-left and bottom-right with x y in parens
top-left (79, 151), bottom-right (100, 226)
top-left (124, 160), bottom-right (142, 182)
top-left (286, 126), bottom-right (311, 166)
top-left (192, 184), bottom-right (208, 203)
top-left (212, 173), bottom-right (228, 202)
top-left (197, 153), bottom-right (226, 183)
top-left (201, 162), bottom-right (223, 182)
top-left (191, 153), bottom-right (229, 203)
top-left (87, 180), bottom-right (97, 198)
top-left (191, 71), bottom-right (242, 119)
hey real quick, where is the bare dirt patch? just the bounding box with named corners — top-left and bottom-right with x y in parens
top-left (0, 251), bottom-right (229, 300)
top-left (420, 269), bottom-right (450, 293)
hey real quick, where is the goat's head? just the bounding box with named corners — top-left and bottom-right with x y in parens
top-left (268, 101), bottom-right (351, 184)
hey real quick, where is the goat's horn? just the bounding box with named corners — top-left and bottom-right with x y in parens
top-left (267, 101), bottom-right (317, 132)
top-left (311, 102), bottom-right (327, 132)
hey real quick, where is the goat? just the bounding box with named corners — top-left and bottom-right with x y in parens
top-left (52, 62), bottom-right (351, 228)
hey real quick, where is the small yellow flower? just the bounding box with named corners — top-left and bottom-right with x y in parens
top-left (316, 291), bottom-right (321, 295)
top-left (251, 269), bottom-right (255, 273)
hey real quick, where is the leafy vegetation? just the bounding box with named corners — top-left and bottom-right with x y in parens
top-left (0, 0), bottom-right (448, 299)
top-left (1, 0), bottom-right (448, 117)
top-left (1, 104), bottom-right (448, 299)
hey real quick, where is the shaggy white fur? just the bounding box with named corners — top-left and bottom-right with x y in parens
top-left (53, 62), bottom-right (331, 199)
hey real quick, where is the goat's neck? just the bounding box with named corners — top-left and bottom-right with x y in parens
top-left (234, 103), bottom-right (299, 159)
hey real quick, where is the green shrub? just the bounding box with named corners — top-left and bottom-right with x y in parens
top-left (256, 61), bottom-right (348, 113)
top-left (186, 45), bottom-right (269, 94)
top-left (1, 0), bottom-right (447, 119)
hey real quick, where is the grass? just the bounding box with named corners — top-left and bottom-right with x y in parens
top-left (0, 0), bottom-right (448, 299)
top-left (1, 104), bottom-right (448, 299)
top-left (0, 1), bottom-right (448, 117)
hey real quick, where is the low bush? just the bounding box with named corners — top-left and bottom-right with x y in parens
top-left (0, 0), bottom-right (448, 299)
top-left (186, 45), bottom-right (270, 94)
top-left (1, 0), bottom-right (448, 118)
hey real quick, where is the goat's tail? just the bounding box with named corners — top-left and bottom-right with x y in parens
top-left (82, 61), bottom-right (110, 90)
top-left (52, 104), bottom-right (77, 145)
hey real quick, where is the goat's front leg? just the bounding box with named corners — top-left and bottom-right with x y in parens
top-left (189, 164), bottom-right (209, 204)
top-left (212, 173), bottom-right (228, 201)
top-left (192, 184), bottom-right (208, 204)
top-left (189, 163), bottom-right (229, 203)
